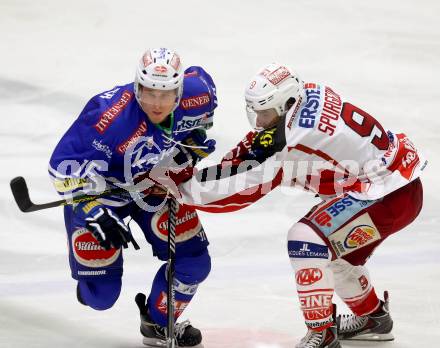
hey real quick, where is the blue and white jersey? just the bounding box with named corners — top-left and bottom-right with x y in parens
top-left (49, 66), bottom-right (217, 207)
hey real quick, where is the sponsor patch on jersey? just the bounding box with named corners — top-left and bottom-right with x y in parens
top-left (53, 177), bottom-right (89, 193)
top-left (117, 121), bottom-right (148, 154)
top-left (296, 268), bottom-right (323, 286)
top-left (328, 213), bottom-right (381, 257)
top-left (299, 290), bottom-right (333, 312)
top-left (299, 290), bottom-right (333, 327)
top-left (344, 225), bottom-right (377, 249)
top-left (176, 114), bottom-right (207, 131)
top-left (287, 96), bottom-right (303, 129)
top-left (180, 93), bottom-right (210, 110)
top-left (72, 228), bottom-right (120, 268)
top-left (92, 139), bottom-right (113, 159)
top-left (255, 128), bottom-right (276, 148)
top-left (387, 134), bottom-right (421, 180)
top-left (94, 90), bottom-right (133, 134)
top-left (308, 195), bottom-right (376, 237)
top-left (150, 205), bottom-right (202, 243)
top-left (288, 241), bottom-right (329, 259)
top-left (156, 291), bottom-right (189, 319)
top-left (298, 85), bottom-right (321, 128)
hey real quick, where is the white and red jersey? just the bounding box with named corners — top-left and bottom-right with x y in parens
top-left (179, 83), bottom-right (427, 212)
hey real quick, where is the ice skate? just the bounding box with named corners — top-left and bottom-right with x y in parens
top-left (337, 291), bottom-right (394, 341)
top-left (296, 326), bottom-right (340, 348)
top-left (135, 293), bottom-right (202, 347)
top-left (296, 305), bottom-right (341, 348)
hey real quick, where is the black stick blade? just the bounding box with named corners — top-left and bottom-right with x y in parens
top-left (10, 176), bottom-right (34, 212)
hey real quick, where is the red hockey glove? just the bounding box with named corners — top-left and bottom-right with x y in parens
top-left (221, 131), bottom-right (257, 166)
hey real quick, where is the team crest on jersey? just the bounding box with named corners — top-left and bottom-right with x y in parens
top-left (72, 228), bottom-right (120, 268)
top-left (151, 205), bottom-right (202, 242)
top-left (144, 136), bottom-right (155, 150)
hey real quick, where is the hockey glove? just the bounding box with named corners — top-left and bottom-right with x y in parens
top-left (133, 145), bottom-right (197, 200)
top-left (251, 126), bottom-right (285, 160)
top-left (222, 131), bottom-right (257, 165)
top-left (182, 129), bottom-right (216, 164)
top-left (81, 202), bottom-right (138, 250)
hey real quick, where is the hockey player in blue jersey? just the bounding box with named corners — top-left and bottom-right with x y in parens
top-left (49, 48), bottom-right (217, 347)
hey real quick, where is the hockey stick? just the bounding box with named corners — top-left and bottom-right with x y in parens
top-left (166, 196), bottom-right (178, 348)
top-left (9, 159), bottom-right (227, 214)
top-left (9, 176), bottom-right (141, 249)
top-left (9, 176), bottom-right (130, 213)
top-left (10, 175), bottom-right (164, 212)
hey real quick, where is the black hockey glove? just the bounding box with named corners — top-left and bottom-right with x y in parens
top-left (83, 204), bottom-right (138, 250)
top-left (182, 129), bottom-right (216, 164)
top-left (251, 127), bottom-right (278, 159)
top-left (251, 125), bottom-right (286, 160)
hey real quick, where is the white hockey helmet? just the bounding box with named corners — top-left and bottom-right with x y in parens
top-left (245, 63), bottom-right (303, 129)
top-left (134, 48), bottom-right (184, 110)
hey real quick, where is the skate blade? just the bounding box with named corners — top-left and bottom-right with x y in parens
top-left (341, 332), bottom-right (394, 342)
top-left (142, 337), bottom-right (167, 347)
top-left (142, 337), bottom-right (204, 348)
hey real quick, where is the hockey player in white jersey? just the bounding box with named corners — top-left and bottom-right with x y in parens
top-left (177, 63), bottom-right (427, 347)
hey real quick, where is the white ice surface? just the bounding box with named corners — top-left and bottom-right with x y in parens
top-left (1, 0), bottom-right (440, 347)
